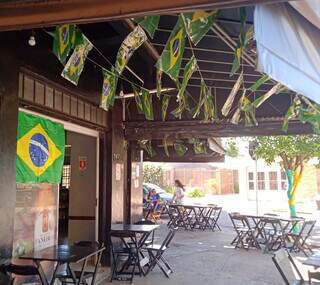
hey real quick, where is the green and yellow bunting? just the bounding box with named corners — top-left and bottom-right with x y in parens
top-left (251, 83), bottom-right (283, 108)
top-left (174, 141), bottom-right (188, 157)
top-left (163, 137), bottom-right (170, 157)
top-left (203, 87), bottom-right (216, 121)
top-left (189, 138), bottom-right (206, 154)
top-left (139, 140), bottom-right (156, 158)
top-left (61, 34), bottom-right (93, 85)
top-left (134, 16), bottom-right (160, 39)
top-left (156, 69), bottom-right (162, 98)
top-left (141, 88), bottom-right (154, 120)
top-left (171, 57), bottom-right (197, 119)
top-left (282, 96), bottom-right (301, 132)
top-left (177, 56), bottom-right (197, 102)
top-left (248, 74), bottom-right (269, 92)
top-left (100, 68), bottom-right (118, 111)
top-left (231, 8), bottom-right (250, 76)
top-left (16, 112), bottom-right (65, 183)
top-left (156, 16), bottom-right (186, 80)
top-left (230, 90), bottom-right (257, 126)
top-left (283, 96), bottom-right (320, 134)
top-left (132, 85), bottom-right (144, 114)
top-left (161, 95), bottom-right (171, 121)
top-left (172, 81), bottom-right (190, 119)
top-left (222, 72), bottom-right (243, 116)
top-left (53, 24), bottom-right (78, 65)
top-left (115, 26), bottom-right (147, 75)
top-left (182, 10), bottom-right (219, 45)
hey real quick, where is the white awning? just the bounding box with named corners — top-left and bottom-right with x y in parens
top-left (254, 3), bottom-right (320, 103)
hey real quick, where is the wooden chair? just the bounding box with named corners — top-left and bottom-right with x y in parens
top-left (57, 241), bottom-right (105, 285)
top-left (110, 231), bottom-right (141, 283)
top-left (229, 213), bottom-right (260, 250)
top-left (287, 220), bottom-right (316, 256)
top-left (146, 229), bottom-right (176, 278)
top-left (272, 249), bottom-right (307, 285)
top-left (0, 263), bottom-right (45, 285)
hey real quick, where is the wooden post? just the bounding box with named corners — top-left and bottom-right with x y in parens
top-left (0, 46), bottom-right (19, 258)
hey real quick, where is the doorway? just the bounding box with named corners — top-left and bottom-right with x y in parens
top-left (58, 130), bottom-right (99, 243)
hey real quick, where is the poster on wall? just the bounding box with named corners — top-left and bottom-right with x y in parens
top-left (34, 207), bottom-right (56, 251)
top-left (13, 184), bottom-right (59, 257)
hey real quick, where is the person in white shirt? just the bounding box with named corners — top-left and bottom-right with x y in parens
top-left (173, 179), bottom-right (185, 204)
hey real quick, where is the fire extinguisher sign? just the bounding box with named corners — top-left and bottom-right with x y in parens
top-left (79, 156), bottom-right (87, 172)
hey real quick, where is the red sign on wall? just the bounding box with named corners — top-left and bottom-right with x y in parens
top-left (79, 156), bottom-right (87, 171)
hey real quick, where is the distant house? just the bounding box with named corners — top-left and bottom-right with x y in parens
top-left (163, 163), bottom-right (239, 195)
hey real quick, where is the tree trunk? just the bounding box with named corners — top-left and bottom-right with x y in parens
top-left (286, 168), bottom-right (303, 218)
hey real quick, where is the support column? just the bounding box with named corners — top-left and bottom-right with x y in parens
top-left (0, 47), bottom-right (19, 258)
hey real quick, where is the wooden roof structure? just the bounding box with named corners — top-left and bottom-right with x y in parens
top-left (1, 0), bottom-right (314, 162)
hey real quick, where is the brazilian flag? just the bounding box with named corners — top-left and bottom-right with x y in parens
top-left (61, 33), bottom-right (93, 85)
top-left (16, 112), bottom-right (65, 183)
top-left (100, 68), bottom-right (118, 111)
top-left (156, 16), bottom-right (186, 80)
top-left (134, 16), bottom-right (160, 39)
top-left (182, 10), bottom-right (219, 45)
top-left (53, 24), bottom-right (76, 65)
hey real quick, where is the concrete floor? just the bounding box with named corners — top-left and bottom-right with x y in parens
top-left (99, 212), bottom-right (316, 285)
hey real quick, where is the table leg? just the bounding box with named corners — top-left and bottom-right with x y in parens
top-left (67, 263), bottom-right (79, 285)
top-left (49, 262), bottom-right (60, 285)
top-left (34, 260), bottom-right (49, 285)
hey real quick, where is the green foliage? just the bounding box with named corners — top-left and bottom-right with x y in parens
top-left (165, 185), bottom-right (176, 194)
top-left (252, 135), bottom-right (320, 170)
top-left (143, 164), bottom-right (164, 187)
top-left (225, 139), bottom-right (239, 157)
top-left (188, 188), bottom-right (205, 198)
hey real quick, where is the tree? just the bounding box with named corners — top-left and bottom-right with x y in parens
top-left (143, 164), bottom-right (165, 188)
top-left (225, 139), bottom-right (239, 157)
top-left (252, 135), bottom-right (320, 217)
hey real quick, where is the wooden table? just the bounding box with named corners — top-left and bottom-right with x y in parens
top-left (20, 244), bottom-right (102, 285)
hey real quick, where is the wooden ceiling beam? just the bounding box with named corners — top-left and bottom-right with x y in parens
top-left (124, 119), bottom-right (313, 140)
top-left (0, 0), bottom-right (289, 31)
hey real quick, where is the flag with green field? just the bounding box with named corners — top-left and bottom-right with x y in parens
top-left (134, 16), bottom-right (160, 39)
top-left (53, 24), bottom-right (76, 65)
top-left (156, 16), bottom-right (186, 80)
top-left (61, 33), bottom-right (93, 85)
top-left (115, 26), bottom-right (147, 74)
top-left (16, 112), bottom-right (65, 183)
top-left (182, 10), bottom-right (219, 45)
top-left (100, 68), bottom-right (118, 111)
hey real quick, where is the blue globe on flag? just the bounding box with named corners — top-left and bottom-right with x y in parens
top-left (29, 133), bottom-right (49, 167)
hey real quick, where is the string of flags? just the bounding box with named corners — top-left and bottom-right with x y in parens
top-left (50, 8), bottom-right (318, 138)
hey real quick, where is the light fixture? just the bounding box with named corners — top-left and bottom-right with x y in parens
top-left (28, 31), bottom-right (36, 47)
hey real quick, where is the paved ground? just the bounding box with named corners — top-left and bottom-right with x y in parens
top-left (98, 213), bottom-right (318, 285)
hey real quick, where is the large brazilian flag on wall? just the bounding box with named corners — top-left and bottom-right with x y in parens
top-left (16, 112), bottom-right (65, 183)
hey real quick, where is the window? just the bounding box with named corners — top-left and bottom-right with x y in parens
top-left (281, 171), bottom-right (287, 191)
top-left (257, 172), bottom-right (265, 190)
top-left (61, 165), bottom-right (71, 189)
top-left (269, 171), bottom-right (278, 190)
top-left (248, 172), bottom-right (254, 190)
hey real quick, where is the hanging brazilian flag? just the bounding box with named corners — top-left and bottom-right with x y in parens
top-left (16, 112), bottom-right (65, 183)
top-left (156, 16), bottom-right (186, 80)
top-left (100, 68), bottom-right (118, 111)
top-left (61, 33), bottom-right (93, 85)
top-left (115, 26), bottom-right (147, 75)
top-left (141, 88), bottom-right (154, 121)
top-left (134, 16), bottom-right (160, 39)
top-left (53, 24), bottom-right (76, 65)
top-left (182, 10), bottom-right (219, 46)
top-left (177, 56), bottom-right (197, 101)
top-left (132, 85), bottom-right (144, 114)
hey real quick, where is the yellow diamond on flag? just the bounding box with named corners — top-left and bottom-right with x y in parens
top-left (17, 124), bottom-right (62, 177)
top-left (169, 29), bottom-right (183, 70)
